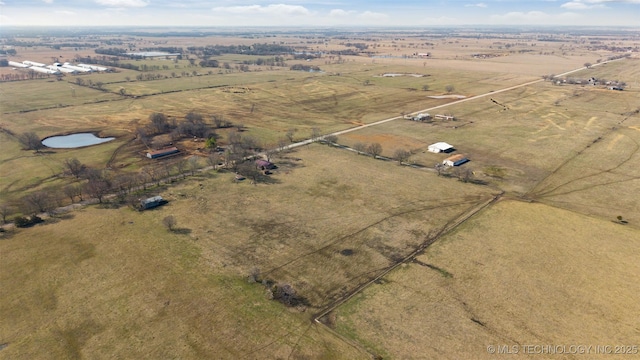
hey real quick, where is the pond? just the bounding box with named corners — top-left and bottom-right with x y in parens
top-left (42, 133), bottom-right (115, 149)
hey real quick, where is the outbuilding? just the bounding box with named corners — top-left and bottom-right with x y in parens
top-left (146, 147), bottom-right (179, 159)
top-left (428, 142), bottom-right (454, 153)
top-left (443, 154), bottom-right (469, 167)
top-left (140, 196), bottom-right (164, 210)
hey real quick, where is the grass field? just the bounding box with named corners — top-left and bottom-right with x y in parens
top-left (1, 29), bottom-right (639, 359)
top-left (0, 205), bottom-right (368, 359)
top-left (332, 200), bottom-right (640, 359)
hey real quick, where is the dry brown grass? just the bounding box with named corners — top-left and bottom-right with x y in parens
top-left (333, 200), bottom-right (640, 359)
top-left (0, 205), bottom-right (368, 359)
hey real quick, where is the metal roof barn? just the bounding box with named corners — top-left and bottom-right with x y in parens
top-left (428, 142), bottom-right (454, 153)
top-left (8, 61), bottom-right (30, 68)
top-left (23, 60), bottom-right (46, 67)
top-left (443, 154), bottom-right (469, 167)
top-left (29, 66), bottom-right (60, 75)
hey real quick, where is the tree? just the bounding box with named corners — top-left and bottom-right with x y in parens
top-left (63, 184), bottom-right (83, 202)
top-left (422, 84), bottom-right (430, 91)
top-left (188, 156), bottom-right (200, 175)
top-left (445, 84), bottom-right (455, 94)
top-left (324, 134), bottom-right (338, 146)
top-left (584, 62), bottom-right (592, 69)
top-left (394, 149), bottom-right (411, 164)
top-left (162, 215), bottom-right (177, 231)
top-left (285, 128), bottom-right (297, 143)
top-left (18, 132), bottom-right (45, 152)
top-left (310, 127), bottom-right (322, 142)
top-left (205, 137), bottom-right (217, 150)
top-left (149, 112), bottom-right (170, 134)
top-left (367, 143), bottom-right (383, 158)
top-left (0, 203), bottom-right (13, 224)
top-left (206, 152), bottom-right (221, 169)
top-left (353, 142), bottom-right (366, 155)
top-left (83, 177), bottom-right (111, 203)
top-left (64, 158), bottom-right (85, 179)
top-left (21, 191), bottom-right (53, 215)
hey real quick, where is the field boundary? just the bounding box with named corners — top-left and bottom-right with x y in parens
top-left (312, 191), bottom-right (504, 326)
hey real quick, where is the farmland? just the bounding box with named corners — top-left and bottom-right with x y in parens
top-left (1, 27), bottom-right (639, 359)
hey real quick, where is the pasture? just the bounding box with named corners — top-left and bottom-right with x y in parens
top-left (332, 200), bottom-right (640, 359)
top-left (1, 28), bottom-right (639, 359)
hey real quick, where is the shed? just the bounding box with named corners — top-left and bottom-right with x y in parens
top-left (443, 154), bottom-right (469, 166)
top-left (428, 142), bottom-right (454, 153)
top-left (255, 159), bottom-right (276, 170)
top-left (146, 147), bottom-right (179, 159)
top-left (140, 196), bottom-right (164, 210)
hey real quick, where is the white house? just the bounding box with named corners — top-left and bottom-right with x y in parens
top-left (428, 142), bottom-right (454, 153)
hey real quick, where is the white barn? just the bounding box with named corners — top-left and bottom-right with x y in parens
top-left (428, 142), bottom-right (454, 153)
top-left (8, 61), bottom-right (30, 68)
top-left (23, 60), bottom-right (46, 67)
top-left (29, 66), bottom-right (60, 75)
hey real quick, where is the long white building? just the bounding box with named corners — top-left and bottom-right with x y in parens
top-left (29, 66), bottom-right (61, 75)
top-left (77, 64), bottom-right (108, 72)
top-left (23, 60), bottom-right (46, 67)
top-left (62, 63), bottom-right (92, 73)
top-left (47, 65), bottom-right (76, 74)
top-left (8, 61), bottom-right (30, 68)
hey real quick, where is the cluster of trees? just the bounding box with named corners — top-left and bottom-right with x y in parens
top-left (353, 142), bottom-right (383, 158)
top-left (137, 112), bottom-right (217, 148)
top-left (0, 71), bottom-right (56, 82)
top-left (290, 64), bottom-right (321, 72)
top-left (186, 43), bottom-right (294, 56)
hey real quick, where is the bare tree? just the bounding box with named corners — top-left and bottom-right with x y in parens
top-left (422, 84), bottom-right (430, 91)
top-left (310, 127), bottom-right (322, 142)
top-left (0, 203), bottom-right (13, 224)
top-left (206, 152), bottom-right (221, 170)
top-left (367, 143), bottom-right (383, 158)
top-left (324, 134), bottom-right (338, 146)
top-left (21, 191), bottom-right (52, 215)
top-left (162, 215), bottom-right (177, 231)
top-left (394, 149), bottom-right (411, 164)
top-left (584, 62), bottom-right (592, 69)
top-left (445, 84), bottom-right (455, 94)
top-left (84, 179), bottom-right (110, 203)
top-left (64, 158), bottom-right (85, 179)
top-left (18, 132), bottom-right (45, 152)
top-left (285, 128), bottom-right (297, 143)
top-left (188, 156), bottom-right (200, 175)
top-left (149, 112), bottom-right (170, 134)
top-left (63, 184), bottom-right (83, 202)
top-left (353, 142), bottom-right (366, 155)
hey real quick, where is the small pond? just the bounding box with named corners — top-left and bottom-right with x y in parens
top-left (42, 133), bottom-right (115, 148)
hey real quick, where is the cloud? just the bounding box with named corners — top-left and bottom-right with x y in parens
top-left (55, 10), bottom-right (76, 15)
top-left (357, 11), bottom-right (388, 21)
top-left (561, 1), bottom-right (605, 9)
top-left (212, 4), bottom-right (311, 16)
top-left (95, 0), bottom-right (149, 7)
top-left (465, 3), bottom-right (487, 8)
top-left (42, 0), bottom-right (54, 4)
top-left (329, 9), bottom-right (356, 17)
top-left (561, 0), bottom-right (640, 8)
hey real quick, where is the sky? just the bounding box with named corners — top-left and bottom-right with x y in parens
top-left (1, 0), bottom-right (639, 27)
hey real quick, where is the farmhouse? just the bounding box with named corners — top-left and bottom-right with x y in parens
top-left (443, 154), bottom-right (469, 167)
top-left (255, 159), bottom-right (276, 170)
top-left (146, 147), bottom-right (179, 159)
top-left (140, 196), bottom-right (164, 210)
top-left (428, 142), bottom-right (455, 153)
